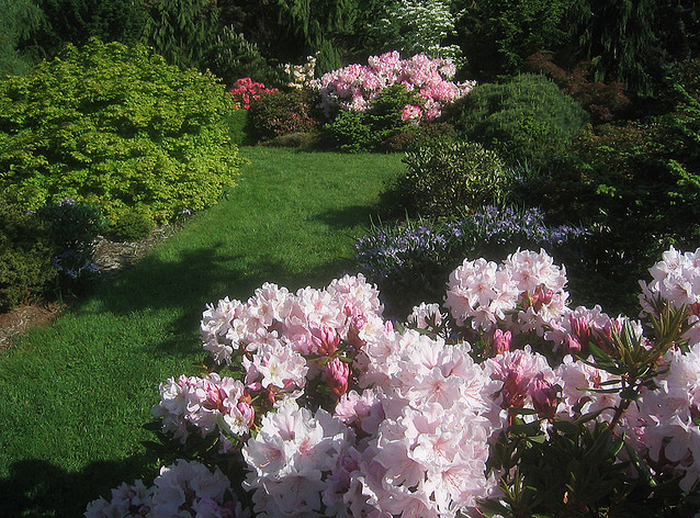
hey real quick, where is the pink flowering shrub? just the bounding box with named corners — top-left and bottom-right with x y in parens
top-left (85, 460), bottom-right (246, 518)
top-left (88, 247), bottom-right (700, 517)
top-left (228, 78), bottom-right (278, 110)
top-left (315, 51), bottom-right (475, 122)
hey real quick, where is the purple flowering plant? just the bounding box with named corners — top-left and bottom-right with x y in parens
top-left (354, 205), bottom-right (590, 317)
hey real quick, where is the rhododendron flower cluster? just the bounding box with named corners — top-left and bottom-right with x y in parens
top-left (228, 78), bottom-right (278, 109)
top-left (152, 372), bottom-right (254, 451)
top-left (445, 249), bottom-right (569, 336)
top-left (284, 54), bottom-right (318, 89)
top-left (640, 246), bottom-right (700, 347)
top-left (85, 460), bottom-right (247, 518)
top-left (88, 247), bottom-right (700, 517)
top-left (314, 51), bottom-right (475, 121)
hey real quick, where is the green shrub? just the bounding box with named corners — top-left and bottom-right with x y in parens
top-left (328, 110), bottom-right (374, 152)
top-left (380, 122), bottom-right (457, 152)
top-left (0, 38), bottom-right (243, 226)
top-left (0, 196), bottom-right (57, 310)
top-left (107, 211), bottom-right (155, 242)
top-left (35, 197), bottom-right (104, 253)
top-left (391, 140), bottom-right (511, 217)
top-left (446, 74), bottom-right (589, 166)
top-left (521, 119), bottom-right (700, 312)
top-left (226, 108), bottom-right (251, 146)
top-left (329, 85), bottom-right (423, 152)
top-left (247, 88), bottom-right (321, 142)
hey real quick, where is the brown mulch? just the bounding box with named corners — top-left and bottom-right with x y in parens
top-left (0, 222), bottom-right (181, 351)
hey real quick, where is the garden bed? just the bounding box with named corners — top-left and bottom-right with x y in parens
top-left (0, 222), bottom-right (182, 350)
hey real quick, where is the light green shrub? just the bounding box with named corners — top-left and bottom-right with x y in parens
top-left (0, 38), bottom-right (243, 227)
top-left (392, 140), bottom-right (510, 217)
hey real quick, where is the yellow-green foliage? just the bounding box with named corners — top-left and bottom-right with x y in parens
top-left (0, 38), bottom-right (243, 226)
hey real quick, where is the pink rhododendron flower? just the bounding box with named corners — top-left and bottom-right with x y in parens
top-left (401, 104), bottom-right (423, 122)
top-left (314, 51), bottom-right (474, 122)
top-left (327, 357), bottom-right (350, 397)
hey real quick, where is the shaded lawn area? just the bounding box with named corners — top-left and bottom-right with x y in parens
top-left (0, 147), bottom-right (404, 517)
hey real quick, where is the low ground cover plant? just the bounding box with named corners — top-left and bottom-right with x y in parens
top-left (0, 38), bottom-right (243, 236)
top-left (85, 246), bottom-right (700, 517)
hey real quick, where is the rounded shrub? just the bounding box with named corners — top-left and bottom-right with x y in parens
top-left (247, 88), bottom-right (321, 142)
top-left (0, 196), bottom-right (57, 310)
top-left (329, 85), bottom-right (427, 152)
top-left (0, 38), bottom-right (244, 227)
top-left (105, 211), bottom-right (155, 242)
top-left (391, 140), bottom-right (511, 217)
top-left (445, 74), bottom-right (589, 166)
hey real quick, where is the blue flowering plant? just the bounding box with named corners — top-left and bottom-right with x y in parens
top-left (354, 205), bottom-right (590, 317)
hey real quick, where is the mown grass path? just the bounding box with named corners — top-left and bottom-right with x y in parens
top-left (0, 147), bottom-right (404, 517)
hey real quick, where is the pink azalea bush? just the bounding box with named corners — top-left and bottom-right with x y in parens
top-left (87, 247), bottom-right (700, 517)
top-left (314, 51), bottom-right (475, 122)
top-left (228, 78), bottom-right (278, 110)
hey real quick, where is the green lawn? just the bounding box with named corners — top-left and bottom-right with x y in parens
top-left (0, 147), bottom-right (404, 517)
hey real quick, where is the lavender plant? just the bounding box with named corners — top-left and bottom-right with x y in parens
top-left (354, 205), bottom-right (590, 317)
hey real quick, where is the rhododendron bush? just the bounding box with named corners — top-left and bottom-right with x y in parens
top-left (315, 51), bottom-right (475, 122)
top-left (228, 78), bottom-right (278, 110)
top-left (87, 247), bottom-right (700, 517)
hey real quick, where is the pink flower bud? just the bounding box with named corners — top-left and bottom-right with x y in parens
top-left (492, 329), bottom-right (512, 355)
top-left (236, 401), bottom-right (255, 428)
top-left (563, 334), bottom-right (583, 355)
top-left (311, 325), bottom-right (340, 356)
top-left (502, 371), bottom-right (528, 408)
top-left (326, 357), bottom-right (350, 397)
top-left (530, 373), bottom-right (558, 419)
top-left (348, 314), bottom-right (368, 348)
top-left (530, 284), bottom-right (555, 310)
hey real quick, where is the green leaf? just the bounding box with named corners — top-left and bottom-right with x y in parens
top-left (509, 407), bottom-right (539, 415)
top-left (553, 419), bottom-right (579, 436)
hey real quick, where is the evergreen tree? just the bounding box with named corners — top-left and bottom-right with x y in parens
top-left (28, 0), bottom-right (146, 59)
top-left (141, 0), bottom-right (219, 71)
top-left (568, 0), bottom-right (658, 98)
top-left (0, 0), bottom-right (46, 75)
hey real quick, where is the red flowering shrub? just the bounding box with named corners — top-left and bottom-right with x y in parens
top-left (527, 52), bottom-right (630, 123)
top-left (228, 77), bottom-right (278, 110)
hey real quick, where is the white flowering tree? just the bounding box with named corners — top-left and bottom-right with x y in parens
top-left (369, 0), bottom-right (462, 63)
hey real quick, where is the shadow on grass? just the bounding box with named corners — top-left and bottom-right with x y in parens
top-left (71, 242), bottom-right (356, 356)
top-left (0, 454), bottom-right (159, 518)
top-left (313, 204), bottom-right (379, 231)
